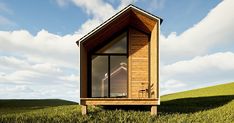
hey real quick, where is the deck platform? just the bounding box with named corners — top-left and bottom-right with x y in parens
top-left (80, 98), bottom-right (159, 105)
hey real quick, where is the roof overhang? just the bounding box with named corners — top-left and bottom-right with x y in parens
top-left (77, 4), bottom-right (163, 49)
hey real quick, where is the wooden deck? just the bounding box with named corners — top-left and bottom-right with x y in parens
top-left (80, 98), bottom-right (159, 105)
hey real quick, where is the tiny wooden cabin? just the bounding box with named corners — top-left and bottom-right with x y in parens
top-left (76, 5), bottom-right (162, 115)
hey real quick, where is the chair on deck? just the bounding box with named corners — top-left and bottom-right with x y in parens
top-left (138, 83), bottom-right (154, 98)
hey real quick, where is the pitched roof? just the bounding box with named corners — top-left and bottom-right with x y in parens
top-left (76, 4), bottom-right (163, 45)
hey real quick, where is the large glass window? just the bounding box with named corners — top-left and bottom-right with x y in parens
top-left (91, 56), bottom-right (108, 97)
top-left (91, 32), bottom-right (127, 98)
top-left (110, 56), bottom-right (127, 97)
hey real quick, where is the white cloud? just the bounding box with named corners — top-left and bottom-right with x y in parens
top-left (72, 0), bottom-right (115, 20)
top-left (0, 29), bottom-right (80, 68)
top-left (161, 51), bottom-right (234, 82)
top-left (160, 52), bottom-right (234, 95)
top-left (161, 79), bottom-right (185, 89)
top-left (54, 0), bottom-right (136, 36)
top-left (0, 85), bottom-right (33, 94)
top-left (54, 0), bottom-right (132, 35)
top-left (162, 52), bottom-right (234, 76)
top-left (71, 0), bottom-right (135, 35)
top-left (75, 18), bottom-right (102, 36)
top-left (0, 30), bottom-right (80, 101)
top-left (0, 0), bottom-right (136, 102)
top-left (117, 0), bottom-right (137, 10)
top-left (160, 79), bottom-right (186, 95)
top-left (1, 0), bottom-right (233, 101)
top-left (160, 0), bottom-right (234, 64)
top-left (60, 74), bottom-right (79, 82)
top-left (0, 84), bottom-right (79, 101)
top-left (0, 56), bottom-right (29, 70)
top-left (160, 0), bottom-right (234, 95)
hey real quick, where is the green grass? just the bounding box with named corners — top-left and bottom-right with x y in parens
top-left (0, 99), bottom-right (77, 115)
top-left (161, 82), bottom-right (234, 101)
top-left (0, 82), bottom-right (234, 123)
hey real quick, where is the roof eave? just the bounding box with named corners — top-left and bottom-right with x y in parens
top-left (76, 4), bottom-right (163, 46)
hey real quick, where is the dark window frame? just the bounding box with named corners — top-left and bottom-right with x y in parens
top-left (90, 31), bottom-right (128, 98)
top-left (87, 27), bottom-right (151, 98)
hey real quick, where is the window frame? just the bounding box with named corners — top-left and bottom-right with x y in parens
top-left (89, 30), bottom-right (129, 98)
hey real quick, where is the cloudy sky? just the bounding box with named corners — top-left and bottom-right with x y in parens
top-left (0, 0), bottom-right (233, 102)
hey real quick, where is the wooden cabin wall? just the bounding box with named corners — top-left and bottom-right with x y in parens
top-left (80, 21), bottom-right (159, 100)
top-left (80, 44), bottom-right (88, 98)
top-left (150, 22), bottom-right (158, 99)
top-left (128, 28), bottom-right (149, 98)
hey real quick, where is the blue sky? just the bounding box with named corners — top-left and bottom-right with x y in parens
top-left (0, 0), bottom-right (234, 102)
top-left (1, 0), bottom-right (220, 36)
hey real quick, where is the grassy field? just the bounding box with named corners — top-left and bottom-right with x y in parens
top-left (0, 82), bottom-right (233, 123)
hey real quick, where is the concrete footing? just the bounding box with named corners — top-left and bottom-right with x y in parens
top-left (151, 106), bottom-right (157, 115)
top-left (81, 105), bottom-right (87, 115)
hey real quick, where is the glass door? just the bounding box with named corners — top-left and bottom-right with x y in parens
top-left (91, 31), bottom-right (128, 98)
top-left (91, 55), bottom-right (108, 97)
top-left (110, 56), bottom-right (127, 97)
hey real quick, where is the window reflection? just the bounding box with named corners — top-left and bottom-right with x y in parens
top-left (92, 56), bottom-right (108, 97)
top-left (91, 32), bottom-right (127, 98)
top-left (96, 32), bottom-right (127, 53)
top-left (110, 56), bottom-right (127, 97)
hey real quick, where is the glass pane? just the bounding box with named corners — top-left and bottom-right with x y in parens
top-left (110, 56), bottom-right (127, 97)
top-left (96, 32), bottom-right (127, 53)
top-left (92, 56), bottom-right (108, 97)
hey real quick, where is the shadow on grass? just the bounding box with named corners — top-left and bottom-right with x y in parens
top-left (0, 99), bottom-right (78, 109)
top-left (92, 95), bottom-right (234, 114)
top-left (102, 105), bottom-right (151, 111)
top-left (159, 95), bottom-right (234, 114)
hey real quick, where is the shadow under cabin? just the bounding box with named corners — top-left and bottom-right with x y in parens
top-left (76, 4), bottom-right (163, 115)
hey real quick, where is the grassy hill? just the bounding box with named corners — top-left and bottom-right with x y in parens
top-left (161, 82), bottom-right (234, 101)
top-left (0, 99), bottom-right (77, 115)
top-left (0, 82), bottom-right (233, 123)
